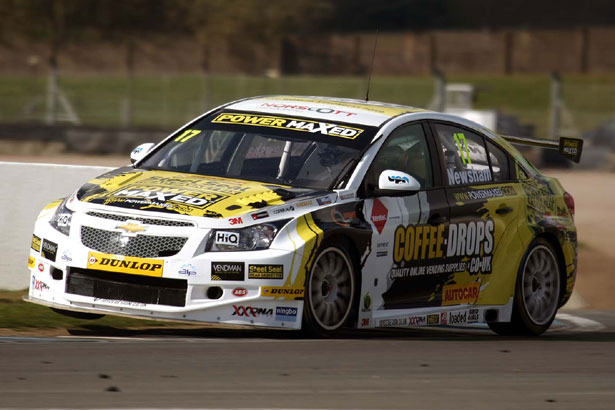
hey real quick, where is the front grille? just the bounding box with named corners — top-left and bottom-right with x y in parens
top-left (81, 226), bottom-right (188, 258)
top-left (87, 211), bottom-right (195, 227)
top-left (67, 268), bottom-right (187, 307)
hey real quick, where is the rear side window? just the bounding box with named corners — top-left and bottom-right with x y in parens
top-left (433, 123), bottom-right (492, 186)
top-left (486, 140), bottom-right (510, 181)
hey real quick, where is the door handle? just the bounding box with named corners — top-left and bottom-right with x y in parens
top-left (496, 206), bottom-right (513, 215)
top-left (427, 214), bottom-right (447, 225)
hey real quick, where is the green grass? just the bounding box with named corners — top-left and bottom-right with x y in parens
top-left (0, 289), bottom-right (179, 330)
top-left (2, 73), bottom-right (614, 138)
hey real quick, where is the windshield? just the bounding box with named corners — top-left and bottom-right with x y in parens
top-left (140, 111), bottom-right (371, 189)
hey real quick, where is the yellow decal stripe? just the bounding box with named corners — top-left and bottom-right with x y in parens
top-left (286, 214), bottom-right (323, 288)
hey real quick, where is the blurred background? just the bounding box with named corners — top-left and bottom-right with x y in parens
top-left (0, 0), bottom-right (613, 168)
top-left (0, 0), bottom-right (614, 311)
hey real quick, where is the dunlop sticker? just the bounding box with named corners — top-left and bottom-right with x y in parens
top-left (261, 286), bottom-right (304, 299)
top-left (87, 252), bottom-right (163, 277)
top-left (212, 113), bottom-right (364, 140)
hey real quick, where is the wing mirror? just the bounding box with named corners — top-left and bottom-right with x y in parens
top-left (378, 170), bottom-right (421, 192)
top-left (130, 142), bottom-right (155, 164)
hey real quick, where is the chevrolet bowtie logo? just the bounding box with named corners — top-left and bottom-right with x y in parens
top-left (116, 221), bottom-right (146, 234)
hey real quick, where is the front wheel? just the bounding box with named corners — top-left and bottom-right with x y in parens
top-left (303, 242), bottom-right (356, 335)
top-left (489, 238), bottom-right (561, 336)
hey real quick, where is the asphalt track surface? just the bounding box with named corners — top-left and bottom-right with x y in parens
top-left (1, 311), bottom-right (614, 410)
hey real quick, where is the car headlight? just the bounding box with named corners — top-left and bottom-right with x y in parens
top-left (206, 220), bottom-right (289, 252)
top-left (49, 197), bottom-right (73, 236)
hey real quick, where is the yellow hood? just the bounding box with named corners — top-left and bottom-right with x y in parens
top-left (77, 168), bottom-right (294, 218)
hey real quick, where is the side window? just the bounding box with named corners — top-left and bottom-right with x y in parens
top-left (486, 140), bottom-right (510, 181)
top-left (434, 123), bottom-right (492, 186)
top-left (367, 123), bottom-right (433, 189)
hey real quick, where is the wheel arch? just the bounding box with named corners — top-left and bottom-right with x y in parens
top-left (534, 232), bottom-right (568, 307)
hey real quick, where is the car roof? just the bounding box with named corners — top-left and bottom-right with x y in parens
top-left (224, 95), bottom-right (427, 128)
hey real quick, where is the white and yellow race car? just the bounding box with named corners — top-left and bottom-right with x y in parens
top-left (25, 96), bottom-right (582, 335)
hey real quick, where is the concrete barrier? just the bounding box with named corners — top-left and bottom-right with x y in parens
top-left (0, 162), bottom-right (114, 290)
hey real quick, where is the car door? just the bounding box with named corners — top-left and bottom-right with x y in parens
top-left (359, 121), bottom-right (451, 315)
top-left (429, 121), bottom-right (525, 307)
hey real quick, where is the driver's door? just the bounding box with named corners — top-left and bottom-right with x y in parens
top-left (359, 121), bottom-right (450, 313)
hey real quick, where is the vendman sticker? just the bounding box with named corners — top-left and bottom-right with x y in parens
top-left (211, 113), bottom-right (364, 140)
top-left (87, 252), bottom-right (164, 277)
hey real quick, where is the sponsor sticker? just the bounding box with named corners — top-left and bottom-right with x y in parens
top-left (211, 262), bottom-right (245, 281)
top-left (214, 231), bottom-right (240, 247)
top-left (229, 217), bottom-right (243, 225)
top-left (41, 239), bottom-right (58, 262)
top-left (440, 312), bottom-right (448, 325)
top-left (61, 251), bottom-right (73, 263)
top-left (28, 256), bottom-right (35, 268)
top-left (37, 263), bottom-right (44, 273)
top-left (388, 175), bottom-right (410, 184)
top-left (378, 317), bottom-right (408, 327)
top-left (448, 311), bottom-right (468, 325)
top-left (408, 315), bottom-right (427, 326)
top-left (371, 199), bottom-right (388, 234)
top-left (232, 287), bottom-right (248, 297)
top-left (442, 283), bottom-right (480, 306)
top-left (31, 276), bottom-right (50, 292)
top-left (272, 205), bottom-right (295, 215)
top-left (248, 264), bottom-right (284, 279)
top-left (251, 211), bottom-right (269, 220)
top-left (468, 308), bottom-right (480, 323)
top-left (427, 314), bottom-right (440, 325)
top-left (261, 286), bottom-right (304, 299)
top-left (232, 305), bottom-right (273, 317)
top-left (31, 234), bottom-right (41, 252)
top-left (275, 306), bottom-right (298, 322)
top-left (211, 113), bottom-right (365, 140)
top-left (295, 200), bottom-right (314, 208)
top-left (316, 196), bottom-right (332, 206)
top-left (363, 292), bottom-right (372, 311)
top-left (178, 264), bottom-right (197, 276)
top-left (87, 252), bottom-right (164, 277)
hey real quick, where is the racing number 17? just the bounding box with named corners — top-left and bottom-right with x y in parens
top-left (174, 129), bottom-right (202, 143)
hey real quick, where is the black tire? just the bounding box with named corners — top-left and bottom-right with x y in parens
top-left (302, 240), bottom-right (357, 336)
top-left (489, 238), bottom-right (561, 336)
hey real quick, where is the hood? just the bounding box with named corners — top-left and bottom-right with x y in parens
top-left (76, 167), bottom-right (321, 218)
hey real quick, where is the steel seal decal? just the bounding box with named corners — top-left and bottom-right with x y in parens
top-left (87, 252), bottom-right (164, 277)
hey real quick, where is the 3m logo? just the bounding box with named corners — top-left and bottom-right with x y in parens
top-left (232, 305), bottom-right (273, 317)
top-left (371, 199), bottom-right (388, 234)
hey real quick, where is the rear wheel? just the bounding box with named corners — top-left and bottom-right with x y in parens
top-left (489, 238), bottom-right (561, 336)
top-left (303, 242), bottom-right (356, 335)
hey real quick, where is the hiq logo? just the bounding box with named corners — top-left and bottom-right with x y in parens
top-left (275, 306), bottom-right (298, 322)
top-left (388, 175), bottom-right (409, 184)
top-left (214, 231), bottom-right (239, 246)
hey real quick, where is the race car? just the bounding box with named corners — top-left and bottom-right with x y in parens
top-left (25, 95), bottom-right (583, 335)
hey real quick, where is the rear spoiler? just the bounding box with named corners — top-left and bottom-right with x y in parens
top-left (502, 135), bottom-right (583, 164)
